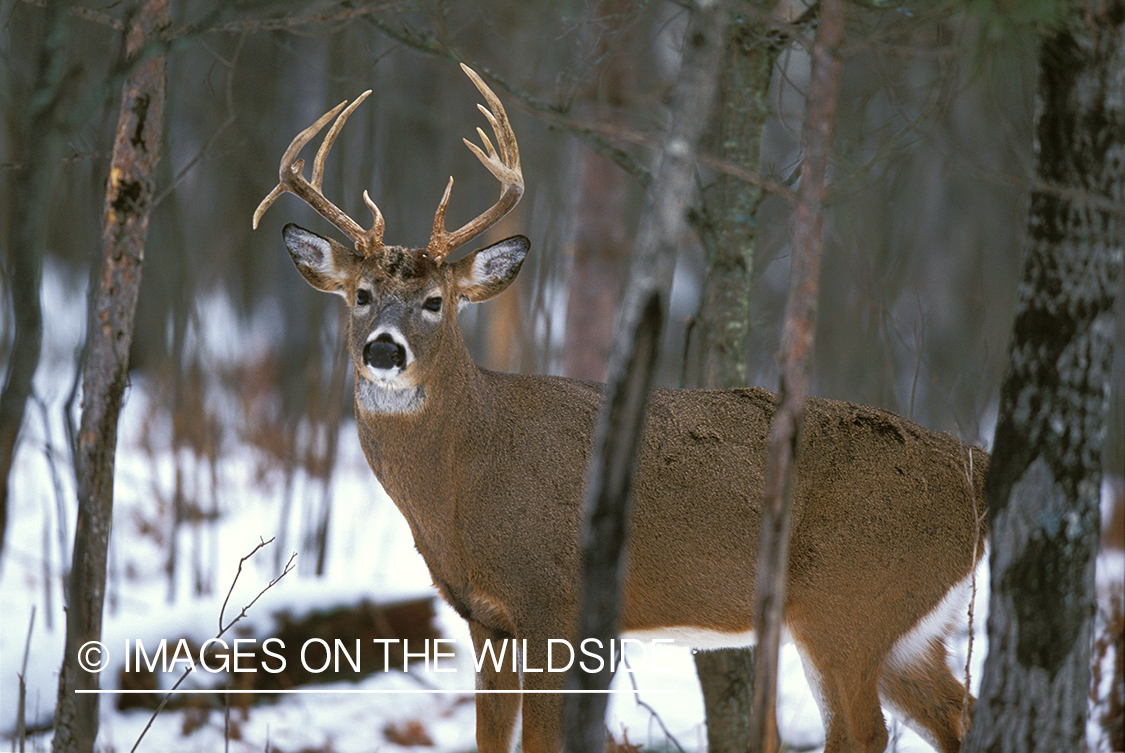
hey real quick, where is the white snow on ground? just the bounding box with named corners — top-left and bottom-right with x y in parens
top-left (5, 265), bottom-right (1102, 753)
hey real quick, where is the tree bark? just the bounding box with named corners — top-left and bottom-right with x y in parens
top-left (750, 1), bottom-right (847, 751)
top-left (0, 0), bottom-right (72, 556)
top-left (52, 2), bottom-right (169, 751)
top-left (690, 9), bottom-right (782, 751)
top-left (964, 5), bottom-right (1124, 752)
top-left (563, 3), bottom-right (727, 751)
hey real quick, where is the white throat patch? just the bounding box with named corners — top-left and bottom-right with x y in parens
top-left (355, 378), bottom-right (426, 415)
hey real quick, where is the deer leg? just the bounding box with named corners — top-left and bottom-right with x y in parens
top-left (793, 634), bottom-right (890, 753)
top-left (879, 636), bottom-right (971, 753)
top-left (518, 636), bottom-right (565, 753)
top-left (469, 621), bottom-right (520, 753)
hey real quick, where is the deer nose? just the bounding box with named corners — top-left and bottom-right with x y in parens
top-left (364, 333), bottom-right (407, 371)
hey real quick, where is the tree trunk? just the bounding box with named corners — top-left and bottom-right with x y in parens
top-left (690, 9), bottom-right (782, 751)
top-left (563, 3), bottom-right (727, 751)
top-left (562, 0), bottom-right (642, 382)
top-left (964, 6), bottom-right (1124, 753)
top-left (750, 1), bottom-right (847, 751)
top-left (52, 2), bottom-right (169, 751)
top-left (0, 0), bottom-right (72, 556)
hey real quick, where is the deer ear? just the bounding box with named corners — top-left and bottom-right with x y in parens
top-left (451, 235), bottom-right (529, 304)
top-left (282, 223), bottom-right (357, 296)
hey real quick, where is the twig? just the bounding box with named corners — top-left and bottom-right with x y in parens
top-left (130, 538), bottom-right (296, 753)
top-left (18, 0), bottom-right (124, 30)
top-left (150, 33), bottom-right (244, 210)
top-left (961, 447), bottom-right (986, 739)
top-left (619, 651), bottom-right (688, 753)
top-left (16, 606), bottom-right (36, 753)
top-left (219, 537), bottom-right (296, 633)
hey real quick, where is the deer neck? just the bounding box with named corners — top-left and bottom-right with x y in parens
top-left (352, 335), bottom-right (493, 569)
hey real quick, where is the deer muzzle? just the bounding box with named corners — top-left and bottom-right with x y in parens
top-left (364, 332), bottom-right (407, 371)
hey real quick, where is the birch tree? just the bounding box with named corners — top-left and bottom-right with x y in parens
top-left (965, 3), bottom-right (1123, 751)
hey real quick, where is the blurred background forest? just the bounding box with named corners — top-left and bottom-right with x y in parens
top-left (2, 0), bottom-right (1118, 457)
top-left (0, 0), bottom-right (1122, 749)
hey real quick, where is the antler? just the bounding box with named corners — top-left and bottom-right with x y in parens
top-left (426, 64), bottom-right (524, 265)
top-left (252, 90), bottom-right (386, 258)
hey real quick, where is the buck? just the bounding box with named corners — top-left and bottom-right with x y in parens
top-left (253, 64), bottom-right (988, 753)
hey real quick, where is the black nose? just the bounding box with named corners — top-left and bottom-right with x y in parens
top-left (364, 333), bottom-right (406, 371)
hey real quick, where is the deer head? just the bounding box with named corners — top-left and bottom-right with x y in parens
top-left (253, 64), bottom-right (528, 414)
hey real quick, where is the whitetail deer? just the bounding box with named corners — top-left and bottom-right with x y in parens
top-left (253, 64), bottom-right (988, 753)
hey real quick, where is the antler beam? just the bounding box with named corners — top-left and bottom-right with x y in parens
top-left (425, 64), bottom-right (525, 265)
top-left (253, 91), bottom-right (386, 259)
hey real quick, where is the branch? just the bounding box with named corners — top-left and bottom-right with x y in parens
top-left (219, 537), bottom-right (297, 633)
top-left (750, 0), bottom-right (848, 750)
top-left (130, 539), bottom-right (297, 753)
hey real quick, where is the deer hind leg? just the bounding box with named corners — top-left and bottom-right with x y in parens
top-left (877, 573), bottom-right (975, 753)
top-left (469, 622), bottom-right (520, 753)
top-left (879, 638), bottom-right (969, 753)
top-left (792, 635), bottom-right (890, 753)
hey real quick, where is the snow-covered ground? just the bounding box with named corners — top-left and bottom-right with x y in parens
top-left (2, 267), bottom-right (1117, 752)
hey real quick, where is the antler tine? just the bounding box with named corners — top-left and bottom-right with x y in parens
top-left (425, 64), bottom-right (525, 265)
top-left (252, 100), bottom-right (346, 230)
top-left (253, 90), bottom-right (385, 258)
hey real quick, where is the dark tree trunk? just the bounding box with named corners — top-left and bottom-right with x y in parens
top-left (964, 6), bottom-right (1124, 753)
top-left (52, 2), bottom-right (169, 751)
top-left (690, 10), bottom-right (783, 752)
top-left (0, 0), bottom-right (72, 556)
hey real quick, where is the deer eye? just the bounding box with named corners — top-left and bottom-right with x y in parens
top-left (422, 296), bottom-right (442, 313)
top-left (355, 289), bottom-right (372, 306)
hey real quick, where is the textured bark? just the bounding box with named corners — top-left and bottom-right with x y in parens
top-left (52, 2), bottom-right (169, 751)
top-left (750, 1), bottom-right (847, 751)
top-left (694, 11), bottom-right (780, 391)
top-left (691, 10), bottom-right (782, 752)
top-left (0, 0), bottom-right (72, 556)
top-left (563, 3), bottom-right (727, 751)
top-left (964, 6), bottom-right (1124, 753)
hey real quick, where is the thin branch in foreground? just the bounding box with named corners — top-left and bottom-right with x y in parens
top-left (16, 606), bottom-right (37, 752)
top-left (130, 539), bottom-right (297, 753)
top-left (750, 0), bottom-right (848, 750)
top-left (219, 536), bottom-right (297, 633)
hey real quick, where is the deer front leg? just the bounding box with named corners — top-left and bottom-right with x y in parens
top-left (518, 634), bottom-right (566, 752)
top-left (469, 621), bottom-right (520, 753)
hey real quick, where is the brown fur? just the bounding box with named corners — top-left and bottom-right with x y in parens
top-left (349, 301), bottom-right (987, 753)
top-left (273, 218), bottom-right (988, 752)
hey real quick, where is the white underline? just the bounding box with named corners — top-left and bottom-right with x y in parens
top-left (76, 688), bottom-right (670, 695)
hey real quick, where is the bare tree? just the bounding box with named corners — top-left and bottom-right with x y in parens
top-left (0, 0), bottom-right (72, 556)
top-left (52, 1), bottom-right (169, 750)
top-left (964, 4), bottom-right (1124, 752)
top-left (689, 6), bottom-right (785, 748)
top-left (750, 0), bottom-right (848, 750)
top-left (563, 2), bottom-right (727, 750)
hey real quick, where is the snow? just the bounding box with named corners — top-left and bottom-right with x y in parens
top-left (4, 264), bottom-right (1102, 753)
